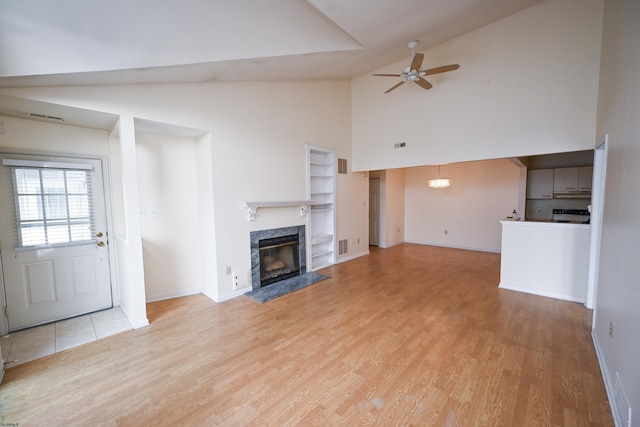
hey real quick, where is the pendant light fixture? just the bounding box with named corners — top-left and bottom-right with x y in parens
top-left (428, 165), bottom-right (451, 188)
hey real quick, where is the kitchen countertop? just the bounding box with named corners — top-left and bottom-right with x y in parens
top-left (501, 219), bottom-right (589, 227)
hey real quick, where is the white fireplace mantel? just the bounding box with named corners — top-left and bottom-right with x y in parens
top-left (244, 201), bottom-right (315, 221)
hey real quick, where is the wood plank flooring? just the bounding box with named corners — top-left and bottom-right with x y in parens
top-left (0, 244), bottom-right (613, 426)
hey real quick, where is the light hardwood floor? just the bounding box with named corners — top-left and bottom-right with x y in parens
top-left (0, 244), bottom-right (612, 426)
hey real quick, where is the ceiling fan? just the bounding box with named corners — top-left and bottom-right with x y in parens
top-left (373, 41), bottom-right (460, 93)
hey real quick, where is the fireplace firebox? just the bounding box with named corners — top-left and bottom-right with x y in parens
top-left (258, 234), bottom-right (300, 287)
top-left (250, 225), bottom-right (306, 290)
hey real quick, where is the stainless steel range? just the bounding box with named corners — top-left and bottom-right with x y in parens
top-left (552, 209), bottom-right (590, 223)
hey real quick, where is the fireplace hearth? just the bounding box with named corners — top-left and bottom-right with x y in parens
top-left (250, 225), bottom-right (306, 291)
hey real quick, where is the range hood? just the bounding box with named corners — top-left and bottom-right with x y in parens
top-left (553, 192), bottom-right (591, 199)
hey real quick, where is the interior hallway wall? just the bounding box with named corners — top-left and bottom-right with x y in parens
top-left (592, 0), bottom-right (640, 424)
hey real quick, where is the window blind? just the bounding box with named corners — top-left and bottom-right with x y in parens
top-left (6, 165), bottom-right (96, 249)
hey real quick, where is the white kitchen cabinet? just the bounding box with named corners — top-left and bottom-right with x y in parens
top-left (554, 166), bottom-right (593, 193)
top-left (307, 146), bottom-right (336, 271)
top-left (578, 166), bottom-right (593, 191)
top-left (526, 169), bottom-right (554, 199)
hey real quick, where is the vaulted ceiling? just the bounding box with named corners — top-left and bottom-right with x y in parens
top-left (0, 0), bottom-right (544, 87)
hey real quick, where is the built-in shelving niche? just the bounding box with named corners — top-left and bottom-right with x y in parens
top-left (306, 145), bottom-right (336, 271)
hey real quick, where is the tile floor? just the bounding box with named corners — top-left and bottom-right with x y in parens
top-left (1, 307), bottom-right (132, 367)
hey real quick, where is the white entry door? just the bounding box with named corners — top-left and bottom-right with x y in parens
top-left (0, 154), bottom-right (112, 331)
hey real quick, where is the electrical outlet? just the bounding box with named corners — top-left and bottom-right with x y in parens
top-left (609, 320), bottom-right (614, 338)
top-left (233, 270), bottom-right (250, 289)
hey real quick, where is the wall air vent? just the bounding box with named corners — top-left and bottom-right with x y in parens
top-left (28, 113), bottom-right (64, 122)
top-left (338, 158), bottom-right (347, 174)
top-left (338, 239), bottom-right (348, 255)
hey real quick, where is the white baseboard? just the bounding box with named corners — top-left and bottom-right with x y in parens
top-left (379, 241), bottom-right (403, 249)
top-left (119, 304), bottom-right (149, 329)
top-left (404, 240), bottom-right (501, 253)
top-left (337, 249), bottom-right (370, 263)
top-left (498, 283), bottom-right (585, 304)
top-left (592, 330), bottom-right (623, 427)
top-left (145, 289), bottom-right (202, 303)
top-left (203, 287), bottom-right (248, 303)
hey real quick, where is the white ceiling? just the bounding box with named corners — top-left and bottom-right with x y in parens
top-left (0, 0), bottom-right (545, 87)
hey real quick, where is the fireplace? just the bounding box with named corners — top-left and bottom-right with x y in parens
top-left (259, 234), bottom-right (300, 286)
top-left (250, 225), bottom-right (306, 291)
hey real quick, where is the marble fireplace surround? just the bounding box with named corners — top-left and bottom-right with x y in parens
top-left (250, 225), bottom-right (306, 291)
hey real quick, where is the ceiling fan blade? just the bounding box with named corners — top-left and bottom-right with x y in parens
top-left (385, 81), bottom-right (405, 93)
top-left (372, 73), bottom-right (402, 77)
top-left (410, 53), bottom-right (424, 72)
top-left (415, 78), bottom-right (433, 90)
top-left (423, 64), bottom-right (460, 75)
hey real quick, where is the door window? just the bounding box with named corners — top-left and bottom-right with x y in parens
top-left (10, 167), bottom-right (94, 248)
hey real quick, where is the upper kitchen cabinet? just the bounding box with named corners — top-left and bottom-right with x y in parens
top-left (553, 166), bottom-right (593, 195)
top-left (577, 166), bottom-right (593, 191)
top-left (526, 169), bottom-right (554, 199)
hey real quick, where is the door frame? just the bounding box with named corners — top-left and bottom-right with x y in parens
top-left (0, 150), bottom-right (118, 336)
top-left (369, 177), bottom-right (381, 247)
top-left (586, 134), bottom-right (608, 320)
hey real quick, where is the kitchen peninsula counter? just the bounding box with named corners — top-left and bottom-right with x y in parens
top-left (499, 220), bottom-right (590, 303)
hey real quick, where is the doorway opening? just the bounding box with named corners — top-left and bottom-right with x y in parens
top-left (369, 177), bottom-right (380, 247)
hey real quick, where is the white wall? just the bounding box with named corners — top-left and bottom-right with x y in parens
top-left (113, 116), bottom-right (148, 327)
top-left (336, 165), bottom-right (370, 260)
top-left (105, 130), bottom-right (149, 327)
top-left (593, 0), bottom-right (640, 424)
top-left (405, 159), bottom-right (521, 252)
top-left (1, 80), bottom-right (364, 301)
top-left (0, 115), bottom-right (110, 157)
top-left (382, 169), bottom-right (406, 248)
top-left (135, 132), bottom-right (202, 301)
top-left (352, 0), bottom-right (604, 171)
